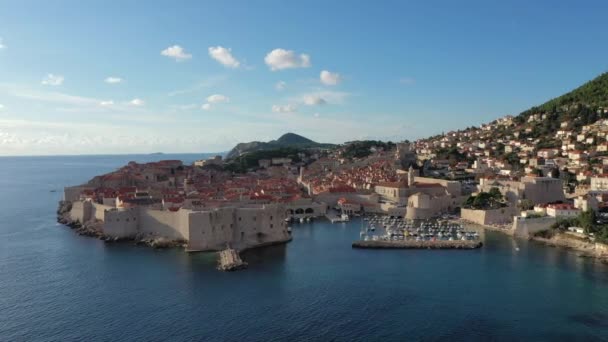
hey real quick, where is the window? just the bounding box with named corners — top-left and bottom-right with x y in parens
top-left (270, 216), bottom-right (273, 220)
top-left (239, 217), bottom-right (242, 221)
top-left (270, 224), bottom-right (273, 228)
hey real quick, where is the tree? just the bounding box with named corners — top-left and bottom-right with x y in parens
top-left (518, 199), bottom-right (534, 212)
top-left (488, 187), bottom-right (502, 200)
top-left (579, 210), bottom-right (597, 234)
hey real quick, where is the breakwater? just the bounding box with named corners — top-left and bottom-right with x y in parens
top-left (352, 240), bottom-right (482, 249)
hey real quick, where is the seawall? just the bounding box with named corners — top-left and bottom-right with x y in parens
top-left (352, 240), bottom-right (482, 249)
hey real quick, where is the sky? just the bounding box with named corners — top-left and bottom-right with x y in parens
top-left (0, 0), bottom-right (607, 155)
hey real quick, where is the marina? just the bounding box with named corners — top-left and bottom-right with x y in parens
top-left (354, 215), bottom-right (483, 248)
top-left (353, 239), bottom-right (482, 249)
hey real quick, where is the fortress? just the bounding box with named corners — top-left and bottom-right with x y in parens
top-left (64, 194), bottom-right (291, 251)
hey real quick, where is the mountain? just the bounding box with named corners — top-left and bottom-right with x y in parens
top-left (226, 133), bottom-right (335, 159)
top-left (274, 132), bottom-right (314, 145)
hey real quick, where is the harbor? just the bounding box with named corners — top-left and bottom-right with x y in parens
top-left (353, 239), bottom-right (482, 249)
top-left (353, 216), bottom-right (483, 249)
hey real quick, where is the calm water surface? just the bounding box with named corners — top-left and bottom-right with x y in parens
top-left (1, 155), bottom-right (608, 341)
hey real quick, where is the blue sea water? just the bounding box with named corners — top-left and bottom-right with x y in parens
top-left (1, 154), bottom-right (608, 341)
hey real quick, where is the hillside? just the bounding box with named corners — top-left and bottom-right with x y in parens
top-left (520, 73), bottom-right (608, 117)
top-left (226, 133), bottom-right (335, 159)
top-left (514, 73), bottom-right (608, 135)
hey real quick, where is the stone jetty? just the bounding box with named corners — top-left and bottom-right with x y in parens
top-left (217, 248), bottom-right (248, 271)
top-left (352, 240), bottom-right (482, 249)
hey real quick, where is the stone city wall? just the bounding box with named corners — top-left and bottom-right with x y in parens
top-left (461, 207), bottom-right (513, 226)
top-left (512, 216), bottom-right (557, 237)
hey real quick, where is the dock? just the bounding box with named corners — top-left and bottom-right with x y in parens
top-left (326, 213), bottom-right (348, 223)
top-left (352, 240), bottom-right (482, 249)
top-left (217, 248), bottom-right (248, 271)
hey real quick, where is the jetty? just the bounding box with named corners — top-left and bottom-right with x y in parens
top-left (326, 212), bottom-right (348, 223)
top-left (217, 248), bottom-right (248, 271)
top-left (352, 240), bottom-right (482, 249)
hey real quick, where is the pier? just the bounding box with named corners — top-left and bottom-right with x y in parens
top-left (217, 248), bottom-right (248, 271)
top-left (352, 240), bottom-right (482, 249)
top-left (325, 211), bottom-right (349, 223)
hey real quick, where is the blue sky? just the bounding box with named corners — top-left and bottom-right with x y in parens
top-left (0, 0), bottom-right (607, 155)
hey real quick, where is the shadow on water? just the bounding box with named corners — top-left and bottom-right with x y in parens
top-left (426, 316), bottom-right (510, 342)
top-left (241, 243), bottom-right (288, 267)
top-left (569, 312), bottom-right (608, 328)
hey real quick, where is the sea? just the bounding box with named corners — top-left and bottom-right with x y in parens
top-left (1, 154), bottom-right (608, 341)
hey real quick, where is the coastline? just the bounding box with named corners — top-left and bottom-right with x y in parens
top-left (57, 200), bottom-right (293, 253)
top-left (456, 217), bottom-right (608, 262)
top-left (530, 234), bottom-right (608, 263)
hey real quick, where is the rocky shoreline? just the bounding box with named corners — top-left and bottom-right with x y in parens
top-left (454, 217), bottom-right (608, 263)
top-left (530, 233), bottom-right (608, 263)
top-left (56, 200), bottom-right (186, 249)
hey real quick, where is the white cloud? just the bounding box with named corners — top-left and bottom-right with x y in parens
top-left (104, 77), bottom-right (123, 84)
top-left (201, 94), bottom-right (229, 110)
top-left (313, 112), bottom-right (320, 118)
top-left (161, 45), bottom-right (192, 61)
top-left (208, 46), bottom-right (240, 68)
top-left (264, 48), bottom-right (311, 71)
top-left (129, 98), bottom-right (145, 106)
top-left (0, 38), bottom-right (5, 49)
top-left (41, 74), bottom-right (64, 86)
top-left (206, 94), bottom-right (229, 104)
top-left (99, 100), bottom-right (114, 106)
top-left (303, 95), bottom-right (327, 106)
top-left (297, 90), bottom-right (350, 105)
top-left (272, 104), bottom-right (297, 113)
top-left (0, 104), bottom-right (4, 110)
top-left (399, 77), bottom-right (415, 85)
top-left (320, 70), bottom-right (342, 86)
top-left (275, 81), bottom-right (286, 91)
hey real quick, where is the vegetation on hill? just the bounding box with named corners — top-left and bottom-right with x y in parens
top-left (224, 147), bottom-right (305, 173)
top-left (226, 133), bottom-right (335, 159)
top-left (549, 210), bottom-right (608, 243)
top-left (341, 140), bottom-right (395, 159)
top-left (516, 72), bottom-right (608, 129)
top-left (521, 73), bottom-right (608, 115)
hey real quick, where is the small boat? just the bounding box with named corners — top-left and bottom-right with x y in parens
top-left (341, 214), bottom-right (350, 221)
top-left (300, 217), bottom-right (305, 223)
top-left (287, 227), bottom-right (292, 233)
